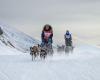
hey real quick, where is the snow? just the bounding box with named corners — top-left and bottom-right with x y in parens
top-left (0, 23), bottom-right (39, 52)
top-left (0, 23), bottom-right (100, 80)
top-left (0, 43), bottom-right (100, 80)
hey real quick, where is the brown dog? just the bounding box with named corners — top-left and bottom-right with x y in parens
top-left (30, 44), bottom-right (47, 61)
top-left (30, 45), bottom-right (40, 61)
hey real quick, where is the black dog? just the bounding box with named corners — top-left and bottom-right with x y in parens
top-left (40, 48), bottom-right (47, 59)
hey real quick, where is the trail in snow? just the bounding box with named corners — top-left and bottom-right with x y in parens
top-left (0, 44), bottom-right (100, 80)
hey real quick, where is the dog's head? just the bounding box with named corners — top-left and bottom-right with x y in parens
top-left (30, 47), bottom-right (34, 52)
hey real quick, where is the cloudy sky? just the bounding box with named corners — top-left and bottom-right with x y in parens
top-left (0, 0), bottom-right (100, 44)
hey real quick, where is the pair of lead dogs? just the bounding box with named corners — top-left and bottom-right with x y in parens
top-left (30, 44), bottom-right (53, 61)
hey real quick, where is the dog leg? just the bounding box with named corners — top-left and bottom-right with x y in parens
top-left (32, 55), bottom-right (33, 61)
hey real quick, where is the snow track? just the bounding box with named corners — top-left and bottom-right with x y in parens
top-left (0, 44), bottom-right (100, 80)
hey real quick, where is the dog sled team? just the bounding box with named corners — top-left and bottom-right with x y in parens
top-left (57, 30), bottom-right (74, 53)
top-left (30, 24), bottom-right (74, 61)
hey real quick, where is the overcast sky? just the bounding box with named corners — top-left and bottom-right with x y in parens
top-left (0, 0), bottom-right (100, 44)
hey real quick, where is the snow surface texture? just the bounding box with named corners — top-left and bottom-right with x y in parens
top-left (0, 23), bottom-right (100, 80)
top-left (0, 37), bottom-right (100, 80)
top-left (0, 23), bottom-right (39, 52)
top-left (0, 43), bottom-right (100, 80)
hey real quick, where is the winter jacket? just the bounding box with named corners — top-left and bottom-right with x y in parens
top-left (64, 33), bottom-right (72, 41)
top-left (41, 31), bottom-right (53, 43)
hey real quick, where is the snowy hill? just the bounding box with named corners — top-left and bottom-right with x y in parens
top-left (0, 23), bottom-right (39, 52)
top-left (0, 23), bottom-right (100, 80)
